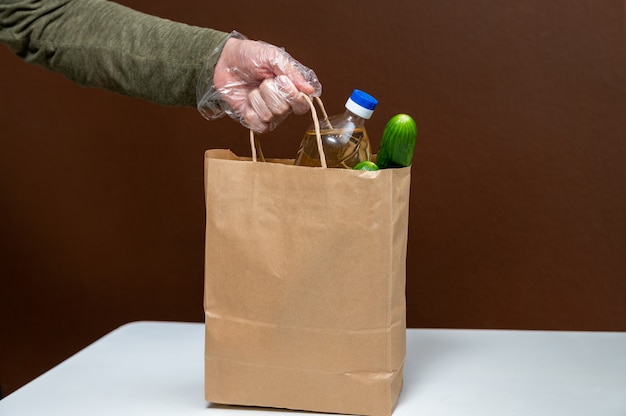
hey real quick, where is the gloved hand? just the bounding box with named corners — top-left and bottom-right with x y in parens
top-left (197, 31), bottom-right (322, 133)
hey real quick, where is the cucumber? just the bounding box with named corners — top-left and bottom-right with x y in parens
top-left (353, 161), bottom-right (379, 171)
top-left (376, 114), bottom-right (417, 168)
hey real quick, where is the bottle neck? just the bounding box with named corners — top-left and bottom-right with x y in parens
top-left (343, 109), bottom-right (368, 126)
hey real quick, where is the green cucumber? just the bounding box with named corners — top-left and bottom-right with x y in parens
top-left (376, 114), bottom-right (417, 169)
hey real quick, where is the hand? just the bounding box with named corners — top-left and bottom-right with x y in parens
top-left (197, 32), bottom-right (322, 133)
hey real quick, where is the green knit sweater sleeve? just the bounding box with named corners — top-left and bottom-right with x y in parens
top-left (0, 0), bottom-right (229, 107)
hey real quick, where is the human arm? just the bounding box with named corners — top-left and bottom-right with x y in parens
top-left (0, 0), bottom-right (322, 132)
top-left (0, 0), bottom-right (229, 107)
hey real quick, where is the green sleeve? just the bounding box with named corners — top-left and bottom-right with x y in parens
top-left (0, 0), bottom-right (230, 107)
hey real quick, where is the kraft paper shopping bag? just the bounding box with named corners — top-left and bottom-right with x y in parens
top-left (203, 98), bottom-right (411, 416)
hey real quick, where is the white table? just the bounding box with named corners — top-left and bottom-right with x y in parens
top-left (1, 321), bottom-right (624, 415)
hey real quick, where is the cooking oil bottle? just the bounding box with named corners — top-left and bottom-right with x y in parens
top-left (294, 89), bottom-right (378, 168)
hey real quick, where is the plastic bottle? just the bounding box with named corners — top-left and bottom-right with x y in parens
top-left (294, 89), bottom-right (378, 168)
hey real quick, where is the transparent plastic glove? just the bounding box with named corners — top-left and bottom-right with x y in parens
top-left (197, 31), bottom-right (322, 133)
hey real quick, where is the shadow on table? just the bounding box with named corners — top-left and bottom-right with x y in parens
top-left (208, 402), bottom-right (320, 414)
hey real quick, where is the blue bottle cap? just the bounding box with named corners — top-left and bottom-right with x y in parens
top-left (350, 89), bottom-right (378, 110)
top-left (345, 89), bottom-right (378, 119)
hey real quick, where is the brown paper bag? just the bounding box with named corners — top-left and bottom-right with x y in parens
top-left (203, 102), bottom-right (411, 416)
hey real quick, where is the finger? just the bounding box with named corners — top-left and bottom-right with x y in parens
top-left (259, 78), bottom-right (291, 116)
top-left (243, 106), bottom-right (269, 133)
top-left (286, 69), bottom-right (316, 95)
top-left (248, 89), bottom-right (273, 123)
top-left (275, 75), bottom-right (310, 115)
top-left (216, 81), bottom-right (248, 114)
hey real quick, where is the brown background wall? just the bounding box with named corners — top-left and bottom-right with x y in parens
top-left (1, 0), bottom-right (625, 396)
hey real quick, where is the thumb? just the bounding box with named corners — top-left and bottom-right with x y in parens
top-left (267, 46), bottom-right (321, 96)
